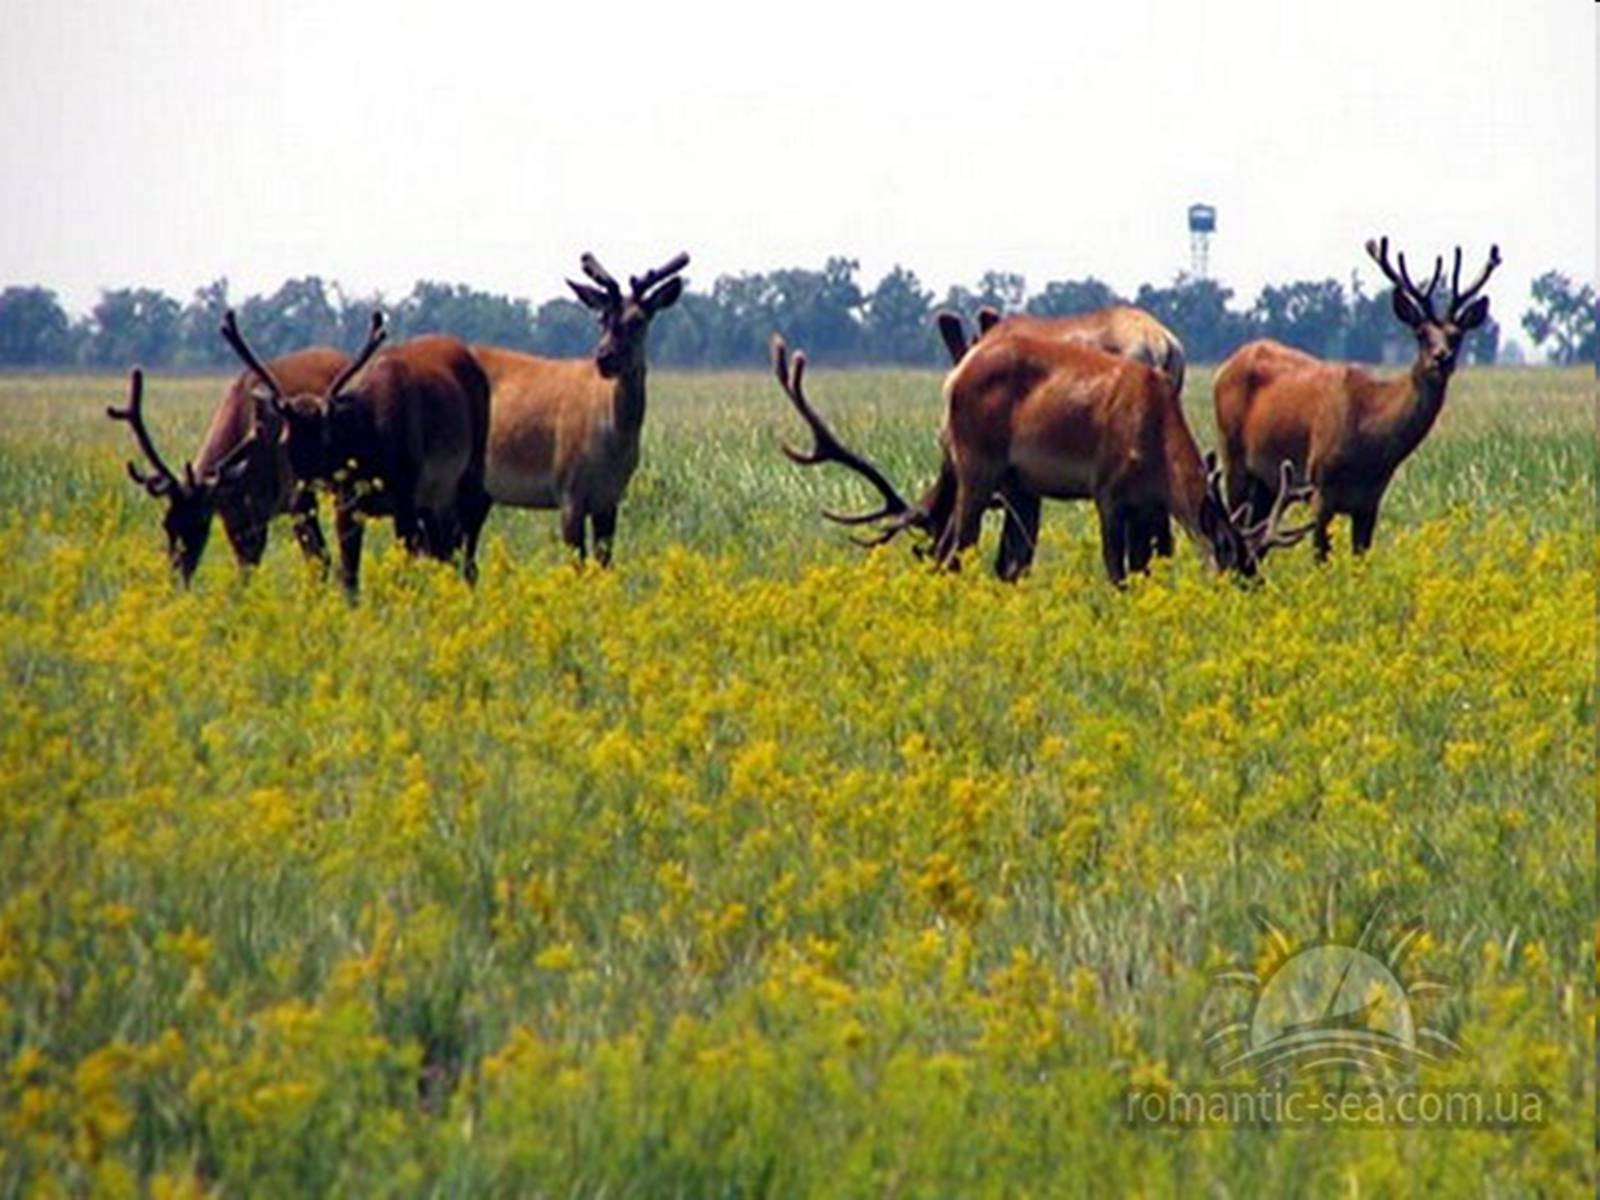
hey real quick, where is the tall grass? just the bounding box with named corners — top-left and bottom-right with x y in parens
top-left (0, 366), bottom-right (1592, 1196)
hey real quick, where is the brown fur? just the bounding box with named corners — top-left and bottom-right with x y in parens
top-left (1213, 239), bottom-right (1499, 558)
top-left (471, 252), bottom-right (688, 565)
top-left (938, 330), bottom-right (1241, 582)
top-left (109, 348), bottom-right (349, 581)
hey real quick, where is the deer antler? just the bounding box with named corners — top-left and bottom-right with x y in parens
top-left (629, 252), bottom-right (690, 301)
top-left (1365, 236), bottom-right (1442, 322)
top-left (1446, 244), bottom-right (1502, 318)
top-left (107, 369), bottom-right (189, 497)
top-left (772, 334), bottom-right (927, 545)
top-left (219, 310), bottom-right (286, 402)
top-left (1240, 461), bottom-right (1317, 560)
top-left (580, 253), bottom-right (623, 304)
top-left (325, 310), bottom-right (387, 398)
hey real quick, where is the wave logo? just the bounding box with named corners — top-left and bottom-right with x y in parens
top-left (1205, 896), bottom-right (1464, 1082)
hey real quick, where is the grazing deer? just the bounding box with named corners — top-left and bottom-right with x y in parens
top-left (472, 252), bottom-right (688, 565)
top-left (107, 350), bottom-right (349, 582)
top-left (220, 311), bottom-right (492, 593)
top-left (1214, 237), bottom-right (1501, 558)
top-left (937, 304), bottom-right (1186, 391)
top-left (774, 332), bottom-right (1308, 584)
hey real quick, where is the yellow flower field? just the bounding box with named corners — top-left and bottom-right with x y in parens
top-left (0, 367), bottom-right (1592, 1195)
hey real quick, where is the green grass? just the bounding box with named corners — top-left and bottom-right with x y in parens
top-left (3, 365), bottom-right (1590, 574)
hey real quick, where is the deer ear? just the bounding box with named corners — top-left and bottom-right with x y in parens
top-left (1391, 287), bottom-right (1428, 328)
top-left (1454, 294), bottom-right (1490, 332)
top-left (643, 277), bottom-right (684, 314)
top-left (567, 280), bottom-right (611, 311)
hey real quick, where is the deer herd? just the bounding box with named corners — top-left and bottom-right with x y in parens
top-left (110, 239), bottom-right (1500, 593)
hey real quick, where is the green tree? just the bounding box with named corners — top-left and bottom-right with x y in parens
top-left (234, 277), bottom-right (344, 360)
top-left (530, 298), bottom-right (595, 358)
top-left (1025, 277), bottom-right (1122, 318)
top-left (175, 278), bottom-right (232, 369)
top-left (85, 287), bottom-right (182, 368)
top-left (0, 286), bottom-right (74, 366)
top-left (1522, 271), bottom-right (1596, 366)
top-left (1134, 274), bottom-right (1249, 362)
top-left (863, 266), bottom-right (936, 364)
top-left (1250, 278), bottom-right (1347, 357)
top-left (392, 281), bottom-right (536, 348)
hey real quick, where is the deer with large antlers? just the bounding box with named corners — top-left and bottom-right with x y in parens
top-left (107, 348), bottom-right (349, 582)
top-left (774, 330), bottom-right (1310, 584)
top-left (1214, 237), bottom-right (1501, 558)
top-left (219, 310), bottom-right (492, 593)
top-left (472, 252), bottom-right (688, 564)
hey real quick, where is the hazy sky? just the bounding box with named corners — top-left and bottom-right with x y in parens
top-left (0, 0), bottom-right (1591, 333)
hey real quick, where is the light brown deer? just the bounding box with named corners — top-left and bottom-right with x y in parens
top-left (220, 311), bottom-right (492, 593)
top-left (1214, 237), bottom-right (1501, 558)
top-left (774, 331), bottom-right (1308, 584)
top-left (107, 348), bottom-right (349, 582)
top-left (937, 304), bottom-right (1186, 391)
top-left (472, 252), bottom-right (688, 565)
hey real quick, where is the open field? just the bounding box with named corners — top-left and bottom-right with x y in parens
top-left (0, 366), bottom-right (1593, 1194)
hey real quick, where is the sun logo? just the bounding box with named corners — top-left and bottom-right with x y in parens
top-left (1204, 893), bottom-right (1464, 1083)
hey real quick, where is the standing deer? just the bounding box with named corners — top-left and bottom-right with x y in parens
top-left (774, 331), bottom-right (1308, 585)
top-left (934, 304), bottom-right (1187, 572)
top-left (107, 349), bottom-right (349, 582)
top-left (219, 310), bottom-right (492, 593)
top-left (472, 251), bottom-right (688, 565)
top-left (1214, 237), bottom-right (1501, 558)
top-left (937, 304), bottom-right (1186, 391)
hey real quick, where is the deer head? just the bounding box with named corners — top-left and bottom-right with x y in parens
top-left (1201, 454), bottom-right (1315, 577)
top-left (106, 369), bottom-right (249, 582)
top-left (219, 309), bottom-right (387, 483)
top-left (1366, 237), bottom-right (1502, 379)
top-left (567, 252), bottom-right (689, 379)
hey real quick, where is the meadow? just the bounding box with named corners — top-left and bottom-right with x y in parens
top-left (0, 364), bottom-right (1592, 1196)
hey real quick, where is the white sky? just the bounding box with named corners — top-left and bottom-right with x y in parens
top-left (0, 0), bottom-right (1591, 331)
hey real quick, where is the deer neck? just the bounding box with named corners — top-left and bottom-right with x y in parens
top-left (1366, 359), bottom-right (1450, 466)
top-left (610, 362), bottom-right (648, 434)
top-left (1165, 423), bottom-right (1213, 543)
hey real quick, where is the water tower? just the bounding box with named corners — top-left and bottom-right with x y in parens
top-left (1187, 203), bottom-right (1217, 279)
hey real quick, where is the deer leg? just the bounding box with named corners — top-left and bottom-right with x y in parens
top-left (936, 476), bottom-right (991, 571)
top-left (1152, 509), bottom-right (1174, 559)
top-left (993, 484), bottom-right (1040, 582)
top-left (1350, 505), bottom-right (1379, 555)
top-left (335, 502), bottom-right (364, 596)
top-left (289, 488), bottom-right (330, 576)
top-left (1127, 507), bottom-right (1161, 574)
top-left (560, 497), bottom-right (588, 561)
top-left (458, 484), bottom-right (491, 584)
top-left (1096, 500), bottom-right (1129, 586)
top-left (591, 507), bottom-right (619, 568)
top-left (1310, 491), bottom-right (1335, 562)
top-left (1223, 457), bottom-right (1253, 519)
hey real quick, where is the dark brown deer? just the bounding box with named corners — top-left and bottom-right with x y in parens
top-left (774, 332), bottom-right (1309, 584)
top-left (1214, 237), bottom-right (1501, 558)
top-left (107, 349), bottom-right (350, 582)
top-left (220, 311), bottom-right (492, 593)
top-left (472, 252), bottom-right (688, 564)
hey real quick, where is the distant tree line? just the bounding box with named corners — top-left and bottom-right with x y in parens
top-left (1, 258), bottom-right (1590, 371)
